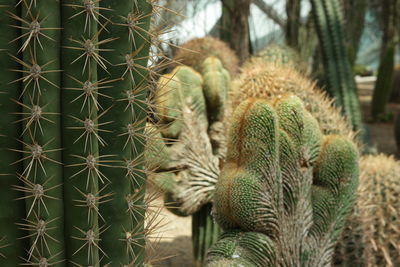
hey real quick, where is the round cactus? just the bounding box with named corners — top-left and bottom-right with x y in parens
top-left (231, 61), bottom-right (356, 143)
top-left (334, 154), bottom-right (400, 266)
top-left (255, 43), bottom-right (303, 68)
top-left (173, 36), bottom-right (239, 77)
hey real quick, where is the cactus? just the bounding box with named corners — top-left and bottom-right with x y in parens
top-left (370, 0), bottom-right (397, 121)
top-left (334, 154), bottom-right (400, 266)
top-left (148, 57), bottom-right (231, 265)
top-left (192, 203), bottom-right (222, 266)
top-left (0, 0), bottom-right (155, 266)
top-left (371, 45), bottom-right (396, 121)
top-left (207, 95), bottom-right (359, 266)
top-left (231, 61), bottom-right (356, 143)
top-left (310, 0), bottom-right (366, 142)
top-left (173, 37), bottom-right (239, 77)
top-left (254, 43), bottom-right (303, 68)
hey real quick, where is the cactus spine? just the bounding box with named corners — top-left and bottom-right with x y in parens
top-left (207, 96), bottom-right (359, 266)
top-left (0, 0), bottom-right (154, 266)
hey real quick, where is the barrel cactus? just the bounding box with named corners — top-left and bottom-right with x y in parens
top-left (173, 36), bottom-right (239, 77)
top-left (207, 95), bottom-right (359, 266)
top-left (0, 0), bottom-right (155, 266)
top-left (254, 43), bottom-right (303, 69)
top-left (334, 154), bottom-right (400, 266)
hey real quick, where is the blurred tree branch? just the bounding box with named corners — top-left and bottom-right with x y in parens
top-left (252, 0), bottom-right (285, 28)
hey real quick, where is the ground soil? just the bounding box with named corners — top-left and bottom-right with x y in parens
top-left (147, 81), bottom-right (399, 267)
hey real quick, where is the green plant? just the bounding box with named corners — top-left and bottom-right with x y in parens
top-left (231, 61), bottom-right (356, 143)
top-left (254, 43), bottom-right (302, 68)
top-left (207, 95), bottom-right (359, 266)
top-left (0, 0), bottom-right (154, 266)
top-left (173, 37), bottom-right (239, 77)
top-left (310, 0), bottom-right (366, 142)
top-left (371, 44), bottom-right (396, 121)
top-left (370, 0), bottom-right (398, 121)
top-left (334, 154), bottom-right (400, 266)
top-left (148, 57), bottom-right (230, 265)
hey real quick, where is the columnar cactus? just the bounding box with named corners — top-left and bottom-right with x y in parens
top-left (334, 154), bottom-right (400, 266)
top-left (0, 0), bottom-right (155, 266)
top-left (207, 95), bottom-right (359, 266)
top-left (310, 0), bottom-right (365, 142)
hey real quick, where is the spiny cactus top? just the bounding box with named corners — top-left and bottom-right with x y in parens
top-left (173, 36), bottom-right (239, 77)
top-left (208, 95), bottom-right (359, 266)
top-left (255, 43), bottom-right (303, 69)
top-left (230, 61), bottom-right (356, 144)
top-left (334, 154), bottom-right (400, 267)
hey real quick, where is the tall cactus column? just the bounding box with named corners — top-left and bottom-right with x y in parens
top-left (0, 0), bottom-right (155, 266)
top-left (311, 0), bottom-right (365, 142)
top-left (98, 0), bottom-right (153, 265)
top-left (61, 1), bottom-right (105, 265)
top-left (17, 0), bottom-right (66, 264)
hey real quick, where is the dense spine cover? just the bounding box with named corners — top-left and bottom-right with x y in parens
top-left (0, 1), bottom-right (154, 266)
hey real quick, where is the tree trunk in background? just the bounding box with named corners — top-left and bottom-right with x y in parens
top-left (342, 0), bottom-right (367, 66)
top-left (286, 0), bottom-right (301, 50)
top-left (221, 0), bottom-right (251, 64)
top-left (371, 0), bottom-right (398, 120)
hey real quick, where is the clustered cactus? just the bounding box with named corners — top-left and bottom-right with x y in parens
top-left (147, 55), bottom-right (233, 265)
top-left (0, 0), bottom-right (156, 266)
top-left (206, 95), bottom-right (359, 266)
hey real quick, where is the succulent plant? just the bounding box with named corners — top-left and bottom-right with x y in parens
top-left (0, 0), bottom-right (156, 266)
top-left (310, 0), bottom-right (365, 142)
top-left (207, 95), bottom-right (359, 266)
top-left (148, 56), bottom-right (231, 265)
top-left (231, 61), bottom-right (356, 143)
top-left (334, 154), bottom-right (400, 266)
top-left (173, 37), bottom-right (239, 77)
top-left (255, 43), bottom-right (303, 68)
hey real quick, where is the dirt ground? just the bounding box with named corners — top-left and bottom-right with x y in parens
top-left (147, 81), bottom-right (399, 267)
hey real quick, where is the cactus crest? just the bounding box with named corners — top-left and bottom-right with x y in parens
top-left (208, 95), bottom-right (359, 266)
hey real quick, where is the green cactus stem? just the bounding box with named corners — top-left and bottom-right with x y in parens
top-left (0, 2), bottom-right (26, 265)
top-left (0, 0), bottom-right (156, 266)
top-left (208, 95), bottom-right (359, 266)
top-left (98, 0), bottom-right (153, 265)
top-left (18, 0), bottom-right (66, 264)
top-left (310, 0), bottom-right (366, 143)
top-left (192, 203), bottom-right (222, 267)
top-left (61, 1), bottom-right (103, 265)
